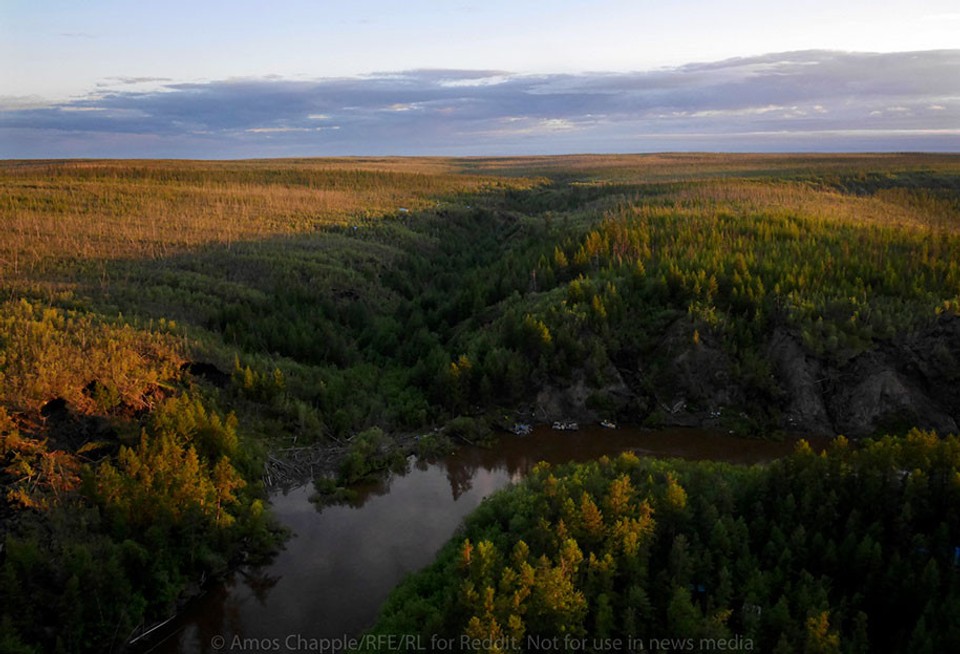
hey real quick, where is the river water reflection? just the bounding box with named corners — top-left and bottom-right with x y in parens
top-left (142, 426), bottom-right (820, 653)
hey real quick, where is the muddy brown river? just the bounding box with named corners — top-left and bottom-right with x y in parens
top-left (137, 426), bottom-right (820, 653)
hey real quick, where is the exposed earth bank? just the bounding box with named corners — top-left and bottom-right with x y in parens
top-left (533, 313), bottom-right (960, 438)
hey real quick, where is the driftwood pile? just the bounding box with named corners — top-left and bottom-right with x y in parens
top-left (263, 444), bottom-right (344, 489)
top-left (262, 431), bottom-right (425, 489)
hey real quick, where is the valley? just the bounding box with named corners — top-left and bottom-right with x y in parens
top-left (1, 153), bottom-right (959, 652)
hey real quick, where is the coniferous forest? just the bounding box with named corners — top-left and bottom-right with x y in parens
top-left (365, 433), bottom-right (960, 653)
top-left (1, 154), bottom-right (959, 652)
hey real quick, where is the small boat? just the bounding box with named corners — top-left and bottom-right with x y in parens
top-left (600, 419), bottom-right (617, 429)
top-left (552, 420), bottom-right (579, 431)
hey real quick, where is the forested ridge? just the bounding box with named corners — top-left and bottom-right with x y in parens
top-left (1, 154), bottom-right (959, 652)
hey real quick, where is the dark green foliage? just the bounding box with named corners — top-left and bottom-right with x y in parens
top-left (0, 395), bottom-right (281, 654)
top-left (443, 416), bottom-right (494, 447)
top-left (3, 155), bottom-right (960, 653)
top-left (13, 156), bottom-right (954, 441)
top-left (363, 432), bottom-right (960, 653)
top-left (414, 432), bottom-right (455, 459)
top-left (338, 427), bottom-right (407, 484)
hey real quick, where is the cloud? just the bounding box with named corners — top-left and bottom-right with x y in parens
top-left (2, 50), bottom-right (958, 157)
top-left (97, 76), bottom-right (174, 87)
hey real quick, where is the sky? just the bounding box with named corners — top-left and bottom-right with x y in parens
top-left (1, 0), bottom-right (958, 157)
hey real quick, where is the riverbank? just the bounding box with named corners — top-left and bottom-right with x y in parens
top-left (134, 426), bottom-right (825, 653)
